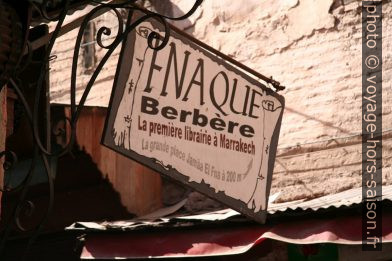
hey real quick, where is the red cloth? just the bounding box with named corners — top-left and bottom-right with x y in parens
top-left (81, 212), bottom-right (392, 259)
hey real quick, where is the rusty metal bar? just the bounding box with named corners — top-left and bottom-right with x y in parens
top-left (169, 25), bottom-right (285, 92)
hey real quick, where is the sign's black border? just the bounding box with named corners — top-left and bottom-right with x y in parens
top-left (101, 11), bottom-right (285, 224)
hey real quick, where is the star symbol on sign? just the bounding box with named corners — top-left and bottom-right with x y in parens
top-left (124, 115), bottom-right (132, 123)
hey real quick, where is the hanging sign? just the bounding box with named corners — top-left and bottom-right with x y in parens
top-left (102, 12), bottom-right (285, 223)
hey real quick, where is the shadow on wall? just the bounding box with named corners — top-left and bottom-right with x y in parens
top-left (149, 0), bottom-right (195, 34)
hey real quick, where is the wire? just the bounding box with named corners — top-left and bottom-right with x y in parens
top-left (278, 127), bottom-right (392, 150)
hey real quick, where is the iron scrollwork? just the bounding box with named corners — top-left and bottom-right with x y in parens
top-left (0, 0), bottom-right (203, 258)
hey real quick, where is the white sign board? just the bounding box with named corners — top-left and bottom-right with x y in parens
top-left (103, 13), bottom-right (284, 223)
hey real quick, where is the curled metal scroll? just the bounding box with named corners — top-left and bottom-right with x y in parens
top-left (0, 0), bottom-right (203, 258)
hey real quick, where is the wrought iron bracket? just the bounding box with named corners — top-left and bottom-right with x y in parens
top-left (0, 0), bottom-right (286, 258)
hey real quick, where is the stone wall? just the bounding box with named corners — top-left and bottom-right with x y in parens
top-left (171, 0), bottom-right (392, 202)
top-left (50, 7), bottom-right (123, 107)
top-left (49, 0), bottom-right (392, 204)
